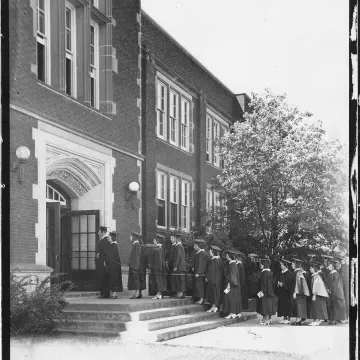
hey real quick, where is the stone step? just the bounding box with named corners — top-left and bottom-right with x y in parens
top-left (65, 297), bottom-right (195, 312)
top-left (58, 319), bottom-right (127, 332)
top-left (63, 304), bottom-right (206, 322)
top-left (56, 327), bottom-right (119, 338)
top-left (64, 291), bottom-right (100, 299)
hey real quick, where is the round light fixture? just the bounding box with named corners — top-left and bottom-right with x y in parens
top-left (128, 181), bottom-right (140, 192)
top-left (16, 146), bottom-right (31, 161)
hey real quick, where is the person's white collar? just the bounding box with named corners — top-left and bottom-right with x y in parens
top-left (229, 260), bottom-right (236, 264)
top-left (262, 268), bottom-right (270, 272)
top-left (282, 268), bottom-right (288, 273)
top-left (196, 249), bottom-right (205, 254)
top-left (294, 268), bottom-right (301, 272)
top-left (101, 234), bottom-right (108, 240)
top-left (212, 255), bottom-right (220, 259)
top-left (133, 240), bottom-right (139, 244)
top-left (110, 241), bottom-right (117, 244)
top-left (330, 270), bottom-right (337, 274)
top-left (236, 260), bottom-right (242, 264)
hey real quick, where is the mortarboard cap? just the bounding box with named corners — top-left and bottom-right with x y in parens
top-left (194, 239), bottom-right (206, 244)
top-left (280, 258), bottom-right (292, 264)
top-left (248, 253), bottom-right (258, 258)
top-left (292, 257), bottom-right (303, 263)
top-left (99, 226), bottom-right (110, 232)
top-left (156, 233), bottom-right (165, 240)
top-left (322, 255), bottom-right (333, 260)
top-left (307, 254), bottom-right (316, 258)
top-left (109, 231), bottom-right (116, 238)
top-left (144, 243), bottom-right (158, 248)
top-left (210, 245), bottom-right (221, 252)
top-left (131, 232), bottom-right (141, 239)
top-left (334, 256), bottom-right (342, 263)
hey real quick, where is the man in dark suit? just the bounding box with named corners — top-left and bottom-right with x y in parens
top-left (96, 226), bottom-right (111, 298)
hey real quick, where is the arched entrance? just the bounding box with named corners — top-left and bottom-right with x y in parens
top-left (45, 156), bottom-right (103, 290)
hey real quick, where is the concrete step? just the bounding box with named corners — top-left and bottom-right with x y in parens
top-left (63, 304), bottom-right (207, 322)
top-left (64, 291), bottom-right (100, 299)
top-left (65, 297), bottom-right (195, 312)
top-left (56, 327), bottom-right (119, 337)
top-left (58, 319), bottom-right (127, 332)
top-left (151, 312), bottom-right (258, 342)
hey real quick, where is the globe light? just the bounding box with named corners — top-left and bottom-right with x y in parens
top-left (16, 146), bottom-right (31, 161)
top-left (128, 181), bottom-right (139, 192)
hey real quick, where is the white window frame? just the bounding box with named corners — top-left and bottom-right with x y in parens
top-left (206, 115), bottom-right (212, 163)
top-left (36, 0), bottom-right (51, 84)
top-left (181, 180), bottom-right (190, 231)
top-left (169, 176), bottom-right (179, 229)
top-left (213, 120), bottom-right (220, 167)
top-left (46, 184), bottom-right (67, 206)
top-left (157, 171), bottom-right (167, 228)
top-left (157, 81), bottom-right (167, 140)
top-left (89, 0), bottom-right (99, 8)
top-left (220, 124), bottom-right (229, 169)
top-left (169, 90), bottom-right (178, 145)
top-left (214, 191), bottom-right (220, 209)
top-left (90, 21), bottom-right (99, 109)
top-left (206, 188), bottom-right (213, 211)
top-left (181, 98), bottom-right (190, 151)
top-left (65, 2), bottom-right (77, 97)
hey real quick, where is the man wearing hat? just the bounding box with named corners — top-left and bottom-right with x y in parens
top-left (335, 256), bottom-right (349, 322)
top-left (127, 232), bottom-right (143, 299)
top-left (290, 258), bottom-right (310, 325)
top-left (149, 234), bottom-right (167, 300)
top-left (166, 233), bottom-right (179, 297)
top-left (192, 239), bottom-right (208, 305)
top-left (96, 226), bottom-right (111, 298)
top-left (205, 245), bottom-right (223, 313)
top-left (173, 234), bottom-right (187, 298)
top-left (276, 258), bottom-right (293, 324)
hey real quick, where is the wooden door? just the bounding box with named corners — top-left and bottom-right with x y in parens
top-left (62, 210), bottom-right (100, 291)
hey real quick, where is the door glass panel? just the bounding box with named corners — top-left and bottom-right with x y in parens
top-left (80, 215), bottom-right (88, 233)
top-left (88, 234), bottom-right (96, 251)
top-left (72, 216), bottom-right (79, 232)
top-left (72, 251), bottom-right (79, 258)
top-left (72, 257), bottom-right (79, 270)
top-left (72, 234), bottom-right (79, 251)
top-left (88, 258), bottom-right (96, 270)
top-left (80, 234), bottom-right (88, 251)
top-left (88, 215), bottom-right (96, 233)
top-left (80, 256), bottom-right (87, 270)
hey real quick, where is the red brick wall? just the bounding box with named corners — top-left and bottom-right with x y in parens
top-left (10, 110), bottom-right (38, 264)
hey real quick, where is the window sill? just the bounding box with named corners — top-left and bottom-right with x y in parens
top-left (157, 138), bottom-right (193, 156)
top-left (37, 81), bottom-right (113, 121)
top-left (206, 161), bottom-right (221, 171)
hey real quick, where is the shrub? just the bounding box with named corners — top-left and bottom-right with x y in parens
top-left (10, 271), bottom-right (74, 336)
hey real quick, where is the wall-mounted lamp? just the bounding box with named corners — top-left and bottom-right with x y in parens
top-left (125, 181), bottom-right (140, 209)
top-left (11, 146), bottom-right (31, 183)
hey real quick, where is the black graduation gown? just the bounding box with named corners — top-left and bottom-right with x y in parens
top-left (206, 257), bottom-right (223, 306)
top-left (150, 246), bottom-right (167, 292)
top-left (223, 262), bottom-right (241, 315)
top-left (328, 271), bottom-right (346, 321)
top-left (167, 244), bottom-right (177, 292)
top-left (276, 269), bottom-right (292, 317)
top-left (256, 269), bottom-right (276, 316)
top-left (303, 271), bottom-right (312, 318)
top-left (173, 243), bottom-right (186, 292)
top-left (127, 242), bottom-right (141, 290)
top-left (95, 235), bottom-right (110, 297)
top-left (105, 242), bottom-right (123, 292)
top-left (291, 269), bottom-right (309, 319)
top-left (338, 265), bottom-right (349, 317)
top-left (193, 250), bottom-right (208, 298)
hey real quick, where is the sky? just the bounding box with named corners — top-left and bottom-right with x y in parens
top-left (142, 0), bottom-right (349, 144)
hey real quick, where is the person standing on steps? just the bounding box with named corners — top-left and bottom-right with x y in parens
top-left (321, 255), bottom-right (332, 322)
top-left (223, 251), bottom-right (240, 319)
top-left (173, 234), bottom-right (186, 299)
top-left (96, 226), bottom-right (111, 299)
top-left (192, 239), bottom-right (208, 305)
top-left (256, 258), bottom-right (276, 325)
top-left (150, 234), bottom-right (167, 300)
top-left (291, 258), bottom-right (310, 326)
top-left (234, 252), bottom-right (244, 319)
top-left (336, 256), bottom-right (349, 323)
top-left (127, 232), bottom-right (142, 299)
top-left (276, 259), bottom-right (293, 324)
top-left (105, 231), bottom-right (123, 299)
top-left (167, 233), bottom-right (178, 298)
top-left (205, 245), bottom-right (223, 313)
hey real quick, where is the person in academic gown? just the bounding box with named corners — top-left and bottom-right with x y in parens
top-left (149, 234), bottom-right (167, 299)
top-left (205, 245), bottom-right (223, 313)
top-left (192, 239), bottom-right (208, 304)
top-left (301, 264), bottom-right (312, 319)
top-left (104, 232), bottom-right (123, 299)
top-left (223, 252), bottom-right (241, 319)
top-left (173, 236), bottom-right (187, 298)
top-left (276, 259), bottom-right (293, 324)
top-left (235, 253), bottom-right (244, 318)
top-left (291, 259), bottom-right (310, 325)
top-left (327, 262), bottom-right (346, 324)
top-left (127, 232), bottom-right (142, 299)
top-left (308, 263), bottom-right (328, 325)
top-left (166, 234), bottom-right (178, 297)
top-left (336, 258), bottom-right (349, 320)
top-left (321, 256), bottom-right (332, 321)
top-left (256, 259), bottom-right (276, 325)
top-left (95, 226), bottom-right (111, 298)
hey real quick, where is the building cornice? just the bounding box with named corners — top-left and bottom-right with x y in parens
top-left (10, 103), bottom-right (145, 162)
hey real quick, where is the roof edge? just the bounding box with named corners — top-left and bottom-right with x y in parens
top-left (141, 9), bottom-right (238, 97)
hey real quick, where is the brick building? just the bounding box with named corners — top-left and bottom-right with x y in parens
top-left (9, 0), bottom-right (248, 290)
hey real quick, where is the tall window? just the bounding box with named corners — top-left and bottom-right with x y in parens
top-left (65, 4), bottom-right (76, 96)
top-left (169, 91), bottom-right (178, 145)
top-left (181, 180), bottom-right (190, 231)
top-left (206, 189), bottom-right (213, 211)
top-left (90, 22), bottom-right (99, 109)
top-left (170, 176), bottom-right (179, 228)
top-left (157, 82), bottom-right (167, 139)
top-left (157, 172), bottom-right (167, 227)
top-left (220, 125), bottom-right (229, 169)
top-left (213, 121), bottom-right (220, 167)
top-left (89, 0), bottom-right (98, 7)
top-left (206, 116), bottom-right (212, 162)
top-left (37, 0), bottom-right (49, 83)
top-left (181, 99), bottom-right (189, 150)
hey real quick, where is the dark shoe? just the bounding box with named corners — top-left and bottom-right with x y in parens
top-left (177, 295), bottom-right (185, 299)
top-left (130, 295), bottom-right (136, 299)
top-left (111, 295), bottom-right (118, 299)
top-left (135, 294), bottom-right (142, 299)
top-left (97, 296), bottom-right (109, 299)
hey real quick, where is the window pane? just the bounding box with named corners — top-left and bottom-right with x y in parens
top-left (38, 0), bottom-right (45, 11)
top-left (72, 234), bottom-right (79, 251)
top-left (66, 58), bottom-right (72, 95)
top-left (66, 8), bottom-right (71, 29)
top-left (72, 257), bottom-right (79, 270)
top-left (170, 203), bottom-right (177, 228)
top-left (80, 215), bottom-right (87, 233)
top-left (37, 41), bottom-right (45, 80)
top-left (54, 192), bottom-right (59, 201)
top-left (66, 30), bottom-right (71, 52)
top-left (71, 216), bottom-right (79, 233)
top-left (88, 215), bottom-right (96, 233)
top-left (88, 258), bottom-right (96, 270)
top-left (157, 199), bottom-right (165, 226)
top-left (80, 234), bottom-right (88, 251)
top-left (90, 77), bottom-right (95, 107)
top-left (38, 12), bottom-right (45, 35)
top-left (88, 234), bottom-right (96, 251)
top-left (80, 257), bottom-right (87, 270)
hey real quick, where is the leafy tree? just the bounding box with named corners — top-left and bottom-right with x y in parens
top-left (216, 89), bottom-right (348, 261)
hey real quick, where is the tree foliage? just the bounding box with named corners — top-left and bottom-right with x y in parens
top-left (216, 89), bottom-right (348, 261)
